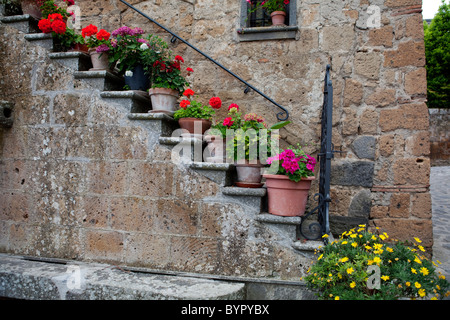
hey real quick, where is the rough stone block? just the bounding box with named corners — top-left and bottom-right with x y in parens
top-left (354, 51), bottom-right (382, 79)
top-left (331, 160), bottom-right (375, 187)
top-left (389, 193), bottom-right (411, 218)
top-left (352, 136), bottom-right (376, 160)
top-left (384, 41), bottom-right (425, 68)
top-left (393, 158), bottom-right (430, 185)
top-left (85, 230), bottom-right (124, 261)
top-left (379, 103), bottom-right (429, 132)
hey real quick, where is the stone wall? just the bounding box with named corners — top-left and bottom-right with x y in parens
top-left (0, 0), bottom-right (434, 281)
top-left (429, 109), bottom-right (450, 166)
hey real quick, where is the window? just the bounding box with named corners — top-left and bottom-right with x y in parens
top-left (238, 0), bottom-right (298, 41)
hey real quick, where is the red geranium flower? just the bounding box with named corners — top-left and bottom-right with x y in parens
top-left (209, 97), bottom-right (222, 109)
top-left (51, 19), bottom-right (67, 34)
top-left (175, 55), bottom-right (184, 63)
top-left (180, 100), bottom-right (191, 109)
top-left (38, 19), bottom-right (52, 33)
top-left (48, 13), bottom-right (64, 21)
top-left (183, 89), bottom-right (195, 98)
top-left (186, 67), bottom-right (194, 73)
top-left (228, 103), bottom-right (239, 111)
top-left (223, 117), bottom-right (234, 127)
top-left (82, 24), bottom-right (98, 38)
top-left (96, 29), bottom-right (110, 41)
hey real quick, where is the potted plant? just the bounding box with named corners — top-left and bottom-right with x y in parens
top-left (108, 26), bottom-right (168, 91)
top-left (38, 13), bottom-right (84, 52)
top-left (173, 89), bottom-right (221, 137)
top-left (247, 0), bottom-right (290, 26)
top-left (221, 109), bottom-right (289, 187)
top-left (304, 226), bottom-right (450, 300)
top-left (81, 24), bottom-right (112, 71)
top-left (263, 144), bottom-right (316, 215)
top-left (146, 53), bottom-right (193, 114)
top-left (204, 103), bottom-right (240, 163)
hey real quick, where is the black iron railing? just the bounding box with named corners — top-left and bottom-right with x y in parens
top-left (298, 65), bottom-right (334, 244)
top-left (119, 0), bottom-right (289, 121)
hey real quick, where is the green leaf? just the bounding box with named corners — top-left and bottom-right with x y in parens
top-left (270, 120), bottom-right (290, 130)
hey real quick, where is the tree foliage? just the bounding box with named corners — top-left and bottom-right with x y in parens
top-left (424, 0), bottom-right (450, 108)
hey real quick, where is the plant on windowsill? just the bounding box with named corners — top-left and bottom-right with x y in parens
top-left (173, 89), bottom-right (221, 137)
top-left (81, 24), bottom-right (112, 71)
top-left (263, 144), bottom-right (316, 215)
top-left (246, 0), bottom-right (290, 26)
top-left (304, 226), bottom-right (450, 300)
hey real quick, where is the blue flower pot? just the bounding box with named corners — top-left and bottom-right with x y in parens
top-left (124, 64), bottom-right (150, 91)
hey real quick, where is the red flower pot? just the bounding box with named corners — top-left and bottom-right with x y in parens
top-left (178, 117), bottom-right (212, 136)
top-left (270, 11), bottom-right (286, 26)
top-left (263, 174), bottom-right (315, 217)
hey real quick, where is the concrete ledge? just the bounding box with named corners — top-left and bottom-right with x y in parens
top-left (0, 254), bottom-right (245, 300)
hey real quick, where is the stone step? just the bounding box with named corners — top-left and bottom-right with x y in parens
top-left (101, 91), bottom-right (151, 113)
top-left (256, 213), bottom-right (301, 240)
top-left (189, 162), bottom-right (235, 186)
top-left (128, 113), bottom-right (178, 138)
top-left (222, 186), bottom-right (266, 210)
top-left (0, 14), bottom-right (38, 33)
top-left (74, 70), bottom-right (124, 91)
top-left (49, 51), bottom-right (92, 71)
top-left (0, 254), bottom-right (245, 300)
top-left (24, 32), bottom-right (53, 50)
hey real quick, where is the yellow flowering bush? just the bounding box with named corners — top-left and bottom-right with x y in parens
top-left (304, 225), bottom-right (450, 300)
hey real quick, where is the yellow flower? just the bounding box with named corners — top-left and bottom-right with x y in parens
top-left (342, 241), bottom-right (348, 245)
top-left (439, 274), bottom-right (446, 280)
top-left (406, 282), bottom-right (411, 287)
top-left (411, 268), bottom-right (417, 274)
top-left (318, 254), bottom-right (323, 261)
top-left (367, 259), bottom-right (374, 265)
top-left (379, 234), bottom-right (386, 241)
top-left (351, 242), bottom-right (358, 248)
top-left (386, 247), bottom-right (394, 253)
top-left (415, 282), bottom-right (421, 289)
top-left (381, 275), bottom-right (390, 281)
top-left (373, 243), bottom-right (383, 250)
top-left (431, 297), bottom-right (438, 300)
top-left (414, 237), bottom-right (422, 243)
top-left (365, 245), bottom-right (372, 250)
top-left (347, 267), bottom-right (354, 275)
top-left (371, 235), bottom-right (377, 240)
top-left (350, 281), bottom-right (356, 288)
top-left (414, 256), bottom-right (422, 264)
top-left (339, 257), bottom-right (349, 263)
top-left (350, 234), bottom-right (357, 238)
top-left (418, 288), bottom-right (426, 297)
top-left (335, 296), bottom-right (340, 300)
top-left (322, 233), bottom-right (329, 238)
top-left (418, 245), bottom-right (426, 252)
top-left (373, 257), bottom-right (381, 264)
top-left (420, 267), bottom-right (429, 276)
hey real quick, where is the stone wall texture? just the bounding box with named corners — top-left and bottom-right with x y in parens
top-left (0, 0), bottom-right (433, 280)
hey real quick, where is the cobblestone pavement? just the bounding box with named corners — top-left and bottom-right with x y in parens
top-left (430, 166), bottom-right (450, 282)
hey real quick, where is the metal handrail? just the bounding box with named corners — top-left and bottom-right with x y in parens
top-left (119, 0), bottom-right (289, 121)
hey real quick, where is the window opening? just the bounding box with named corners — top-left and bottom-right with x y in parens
top-left (246, 0), bottom-right (291, 27)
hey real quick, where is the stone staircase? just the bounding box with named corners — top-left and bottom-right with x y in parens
top-left (0, 14), bottom-right (324, 300)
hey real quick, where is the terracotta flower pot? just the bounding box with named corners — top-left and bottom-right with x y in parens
top-left (263, 174), bottom-right (315, 217)
top-left (270, 11), bottom-right (286, 26)
top-left (89, 48), bottom-right (110, 71)
top-left (204, 134), bottom-right (226, 163)
top-left (148, 87), bottom-right (179, 114)
top-left (69, 43), bottom-right (89, 54)
top-left (235, 160), bottom-right (264, 188)
top-left (178, 117), bottom-right (212, 137)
